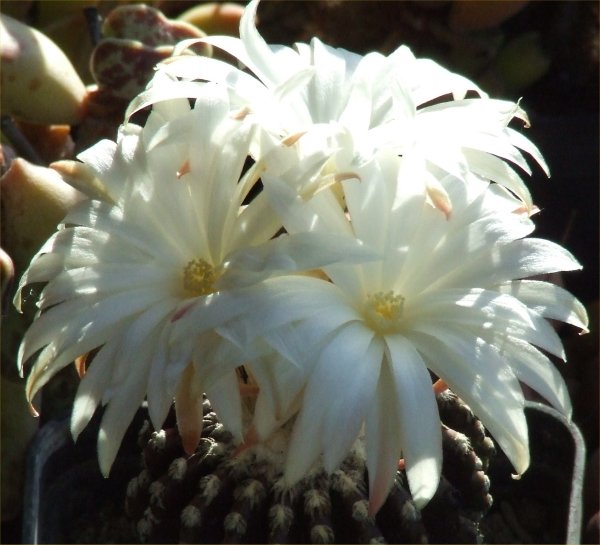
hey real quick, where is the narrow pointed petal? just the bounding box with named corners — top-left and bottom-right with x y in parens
top-left (205, 371), bottom-right (244, 443)
top-left (239, 0), bottom-right (292, 87)
top-left (496, 337), bottom-right (572, 417)
top-left (429, 238), bottom-right (582, 292)
top-left (219, 231), bottom-right (378, 289)
top-left (174, 364), bottom-right (205, 456)
top-left (410, 329), bottom-right (529, 475)
top-left (494, 280), bottom-right (589, 332)
top-left (285, 322), bottom-right (379, 484)
top-left (385, 334), bottom-right (442, 509)
top-left (321, 333), bottom-right (383, 473)
top-left (365, 369), bottom-right (403, 516)
top-left (146, 329), bottom-right (178, 433)
top-left (97, 334), bottom-right (153, 476)
top-left (410, 288), bottom-right (566, 360)
top-left (71, 341), bottom-right (118, 441)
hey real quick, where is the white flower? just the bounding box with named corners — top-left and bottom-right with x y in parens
top-left (235, 151), bottom-right (588, 514)
top-left (135, 0), bottom-right (547, 211)
top-left (15, 84), bottom-right (373, 475)
top-left (13, 1), bottom-right (586, 519)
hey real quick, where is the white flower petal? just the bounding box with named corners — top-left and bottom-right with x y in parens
top-left (462, 149), bottom-right (533, 209)
top-left (171, 290), bottom-right (253, 338)
top-left (409, 58), bottom-right (486, 103)
top-left (174, 364), bottom-right (205, 455)
top-left (62, 201), bottom-right (176, 260)
top-left (364, 368), bottom-right (403, 516)
top-left (125, 79), bottom-right (212, 122)
top-left (411, 288), bottom-right (566, 360)
top-left (249, 350), bottom-right (306, 439)
top-left (19, 288), bottom-right (163, 372)
top-left (158, 55), bottom-right (268, 107)
top-left (506, 127), bottom-right (550, 176)
top-left (261, 170), bottom-right (352, 237)
top-left (205, 371), bottom-right (244, 443)
top-left (384, 335), bottom-right (442, 509)
top-left (494, 280), bottom-right (589, 332)
top-left (403, 212), bottom-right (535, 295)
top-left (97, 331), bottom-right (153, 476)
top-left (410, 328), bottom-right (529, 475)
top-left (321, 332), bottom-right (384, 473)
top-left (227, 192), bottom-right (282, 249)
top-left (429, 238), bottom-right (582, 292)
top-left (144, 115), bottom-right (192, 155)
top-left (38, 263), bottom-right (171, 310)
top-left (146, 329), bottom-right (177, 432)
top-left (220, 231), bottom-right (378, 289)
top-left (304, 38), bottom-right (348, 124)
top-left (495, 336), bottom-right (572, 417)
top-left (71, 341), bottom-right (119, 441)
top-left (193, 331), bottom-right (248, 392)
top-left (283, 412), bottom-right (323, 487)
top-left (285, 322), bottom-right (380, 484)
top-left (239, 0), bottom-right (294, 87)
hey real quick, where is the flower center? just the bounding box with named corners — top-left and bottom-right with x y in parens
top-left (364, 291), bottom-right (405, 333)
top-left (183, 258), bottom-right (217, 296)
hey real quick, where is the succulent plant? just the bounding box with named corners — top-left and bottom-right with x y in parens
top-left (126, 393), bottom-right (495, 544)
top-left (90, 4), bottom-right (211, 102)
top-left (178, 3), bottom-right (245, 37)
top-left (0, 14), bottom-right (87, 125)
top-left (0, 158), bottom-right (84, 276)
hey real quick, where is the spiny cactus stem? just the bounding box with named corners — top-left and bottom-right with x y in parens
top-left (83, 6), bottom-right (102, 46)
top-left (0, 115), bottom-right (44, 166)
top-left (128, 393), bottom-right (496, 543)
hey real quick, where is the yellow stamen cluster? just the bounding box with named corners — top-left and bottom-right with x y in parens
top-left (364, 290), bottom-right (405, 333)
top-left (183, 258), bottom-right (217, 296)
